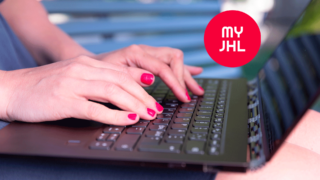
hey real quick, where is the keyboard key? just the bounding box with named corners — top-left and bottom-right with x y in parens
top-left (115, 134), bottom-right (140, 151)
top-left (165, 103), bottom-right (179, 106)
top-left (165, 135), bottom-right (184, 144)
top-left (126, 127), bottom-right (145, 135)
top-left (218, 101), bottom-right (225, 105)
top-left (212, 128), bottom-right (222, 134)
top-left (149, 125), bottom-right (167, 131)
top-left (89, 141), bottom-right (113, 150)
top-left (184, 102), bottom-right (196, 106)
top-left (204, 93), bottom-right (216, 97)
top-left (162, 109), bottom-right (175, 114)
top-left (191, 127), bottom-right (208, 134)
top-left (213, 123), bottom-right (222, 128)
top-left (216, 109), bottom-right (224, 113)
top-left (217, 105), bottom-right (225, 109)
top-left (189, 134), bottom-right (207, 141)
top-left (215, 113), bottom-right (224, 118)
top-left (193, 122), bottom-right (210, 127)
top-left (163, 104), bottom-right (178, 108)
top-left (194, 116), bottom-right (210, 122)
top-left (132, 121), bottom-right (149, 127)
top-left (96, 133), bottom-right (109, 141)
top-left (208, 146), bottom-right (219, 155)
top-left (157, 114), bottom-right (173, 119)
top-left (211, 133), bottom-right (221, 140)
top-left (165, 99), bottom-right (179, 103)
top-left (140, 137), bottom-right (161, 145)
top-left (205, 90), bottom-right (216, 93)
top-left (103, 127), bottom-right (124, 134)
top-left (168, 129), bottom-right (187, 136)
top-left (145, 131), bottom-right (164, 138)
top-left (179, 108), bottom-right (194, 113)
top-left (201, 101), bottom-right (214, 105)
top-left (153, 119), bottom-right (170, 125)
top-left (200, 105), bottom-right (214, 108)
top-left (209, 140), bottom-right (220, 147)
top-left (185, 141), bottom-right (205, 154)
top-left (190, 99), bottom-right (197, 103)
top-left (199, 107), bottom-right (213, 111)
top-left (107, 134), bottom-right (119, 142)
top-left (202, 97), bottom-right (215, 102)
top-left (176, 113), bottom-right (192, 118)
top-left (196, 112), bottom-right (212, 117)
top-left (198, 110), bottom-right (212, 113)
top-left (171, 124), bottom-right (188, 130)
top-left (191, 95), bottom-right (198, 99)
top-left (174, 118), bottom-right (190, 124)
top-left (181, 104), bottom-right (195, 108)
top-left (155, 97), bottom-right (164, 101)
top-left (139, 144), bottom-right (181, 153)
top-left (214, 118), bottom-right (223, 123)
top-left (164, 107), bottom-right (176, 111)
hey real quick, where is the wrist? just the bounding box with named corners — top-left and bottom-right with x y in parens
top-left (56, 46), bottom-right (95, 62)
top-left (0, 70), bottom-right (12, 121)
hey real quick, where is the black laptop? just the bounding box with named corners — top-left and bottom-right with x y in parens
top-left (0, 0), bottom-right (319, 173)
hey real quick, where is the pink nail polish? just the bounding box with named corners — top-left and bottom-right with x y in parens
top-left (199, 85), bottom-right (204, 91)
top-left (141, 73), bottom-right (154, 85)
top-left (156, 102), bottom-right (163, 112)
top-left (147, 108), bottom-right (156, 117)
top-left (185, 89), bottom-right (191, 100)
top-left (128, 114), bottom-right (137, 120)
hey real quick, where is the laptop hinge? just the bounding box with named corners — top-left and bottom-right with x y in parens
top-left (247, 78), bottom-right (266, 170)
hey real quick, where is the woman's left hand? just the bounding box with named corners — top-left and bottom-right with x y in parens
top-left (96, 45), bottom-right (204, 102)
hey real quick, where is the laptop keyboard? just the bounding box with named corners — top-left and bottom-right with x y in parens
top-left (89, 78), bottom-right (230, 155)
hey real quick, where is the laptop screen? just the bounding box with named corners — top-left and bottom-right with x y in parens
top-left (258, 0), bottom-right (320, 155)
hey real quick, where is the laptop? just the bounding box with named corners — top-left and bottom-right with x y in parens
top-left (0, 0), bottom-right (319, 173)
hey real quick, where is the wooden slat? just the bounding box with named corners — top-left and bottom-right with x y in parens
top-left (43, 1), bottom-right (220, 14)
top-left (58, 16), bottom-right (213, 35)
top-left (82, 33), bottom-right (204, 53)
top-left (183, 50), bottom-right (213, 66)
top-left (195, 66), bottom-right (242, 78)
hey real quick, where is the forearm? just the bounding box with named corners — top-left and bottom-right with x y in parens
top-left (0, 0), bottom-right (93, 65)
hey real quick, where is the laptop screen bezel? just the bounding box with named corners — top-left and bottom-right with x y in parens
top-left (255, 0), bottom-right (320, 161)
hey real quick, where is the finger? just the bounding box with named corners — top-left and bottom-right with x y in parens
top-left (64, 62), bottom-right (163, 114)
top-left (70, 100), bottom-right (139, 125)
top-left (184, 67), bottom-right (204, 96)
top-left (139, 45), bottom-right (186, 88)
top-left (75, 56), bottom-right (156, 87)
top-left (185, 65), bottom-right (203, 75)
top-left (127, 67), bottom-right (155, 87)
top-left (126, 45), bottom-right (190, 102)
top-left (74, 79), bottom-right (158, 120)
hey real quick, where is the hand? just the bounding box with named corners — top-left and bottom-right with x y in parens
top-left (96, 45), bottom-right (204, 102)
top-left (0, 56), bottom-right (164, 125)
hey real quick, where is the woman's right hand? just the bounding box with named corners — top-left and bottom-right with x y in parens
top-left (0, 56), bottom-right (164, 125)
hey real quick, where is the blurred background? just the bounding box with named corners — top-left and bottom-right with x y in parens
top-left (41, 0), bottom-right (320, 110)
top-left (41, 0), bottom-right (309, 79)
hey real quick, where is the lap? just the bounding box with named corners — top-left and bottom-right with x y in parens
top-left (216, 109), bottom-right (320, 180)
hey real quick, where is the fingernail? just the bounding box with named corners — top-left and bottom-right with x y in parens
top-left (156, 102), bottom-right (163, 112)
top-left (141, 73), bottom-right (154, 85)
top-left (147, 108), bottom-right (156, 117)
top-left (199, 85), bottom-right (204, 91)
top-left (185, 89), bottom-right (191, 100)
top-left (128, 113), bottom-right (137, 120)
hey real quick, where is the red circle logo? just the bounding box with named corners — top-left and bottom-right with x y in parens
top-left (204, 10), bottom-right (261, 68)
